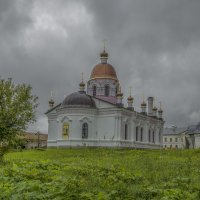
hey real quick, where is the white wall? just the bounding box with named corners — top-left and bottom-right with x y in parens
top-left (46, 100), bottom-right (164, 149)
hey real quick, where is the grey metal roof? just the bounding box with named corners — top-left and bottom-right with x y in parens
top-left (163, 127), bottom-right (187, 135)
top-left (61, 91), bottom-right (96, 108)
top-left (187, 122), bottom-right (200, 132)
top-left (187, 122), bottom-right (200, 133)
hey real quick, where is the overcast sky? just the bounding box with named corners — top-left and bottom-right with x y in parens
top-left (1, 0), bottom-right (200, 132)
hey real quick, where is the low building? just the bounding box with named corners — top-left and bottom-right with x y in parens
top-left (163, 127), bottom-right (187, 149)
top-left (163, 123), bottom-right (200, 149)
top-left (185, 123), bottom-right (200, 149)
top-left (20, 132), bottom-right (48, 149)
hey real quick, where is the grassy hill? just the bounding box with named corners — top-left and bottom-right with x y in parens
top-left (1, 148), bottom-right (200, 199)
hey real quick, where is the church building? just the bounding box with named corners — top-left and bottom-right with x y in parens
top-left (46, 48), bottom-right (164, 148)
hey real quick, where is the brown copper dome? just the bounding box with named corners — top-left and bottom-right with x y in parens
top-left (90, 63), bottom-right (118, 80)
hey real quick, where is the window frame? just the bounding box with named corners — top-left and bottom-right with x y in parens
top-left (152, 131), bottom-right (155, 143)
top-left (125, 124), bottom-right (128, 140)
top-left (136, 126), bottom-right (139, 141)
top-left (148, 129), bottom-right (151, 142)
top-left (63, 122), bottom-right (69, 139)
top-left (82, 123), bottom-right (88, 139)
top-left (140, 127), bottom-right (143, 141)
top-left (93, 85), bottom-right (97, 96)
top-left (105, 85), bottom-right (110, 96)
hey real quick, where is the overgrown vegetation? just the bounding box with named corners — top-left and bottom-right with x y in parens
top-left (0, 148), bottom-right (200, 199)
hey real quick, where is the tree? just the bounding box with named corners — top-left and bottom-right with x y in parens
top-left (0, 78), bottom-right (38, 161)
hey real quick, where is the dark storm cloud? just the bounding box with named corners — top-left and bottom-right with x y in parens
top-left (0, 0), bottom-right (200, 131)
top-left (86, 0), bottom-right (200, 127)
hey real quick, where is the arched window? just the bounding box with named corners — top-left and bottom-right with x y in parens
top-left (141, 128), bottom-right (143, 141)
top-left (148, 129), bottom-right (151, 142)
top-left (82, 123), bottom-right (88, 139)
top-left (63, 123), bottom-right (69, 139)
top-left (125, 124), bottom-right (128, 140)
top-left (136, 126), bottom-right (138, 141)
top-left (152, 131), bottom-right (155, 143)
top-left (105, 85), bottom-right (110, 96)
top-left (93, 85), bottom-right (96, 96)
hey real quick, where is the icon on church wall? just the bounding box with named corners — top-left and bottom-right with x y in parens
top-left (63, 123), bottom-right (69, 139)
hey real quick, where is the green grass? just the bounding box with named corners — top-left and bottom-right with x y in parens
top-left (1, 148), bottom-right (200, 199)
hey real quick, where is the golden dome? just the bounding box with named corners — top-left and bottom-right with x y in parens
top-left (90, 63), bottom-right (118, 80)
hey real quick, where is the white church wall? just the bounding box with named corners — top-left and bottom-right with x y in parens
top-left (48, 118), bottom-right (58, 141)
top-left (46, 100), bottom-right (164, 149)
top-left (57, 111), bottom-right (96, 140)
top-left (96, 115), bottom-right (116, 140)
top-left (194, 134), bottom-right (200, 148)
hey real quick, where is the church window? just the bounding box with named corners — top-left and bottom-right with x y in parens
top-left (158, 132), bottom-right (161, 142)
top-left (165, 137), bottom-right (167, 142)
top-left (125, 124), bottom-right (128, 140)
top-left (93, 85), bottom-right (97, 96)
top-left (148, 129), bottom-right (151, 142)
top-left (136, 126), bottom-right (139, 141)
top-left (170, 138), bottom-right (172, 142)
top-left (152, 131), bottom-right (155, 143)
top-left (63, 123), bottom-right (69, 139)
top-left (82, 123), bottom-right (88, 139)
top-left (105, 85), bottom-right (110, 96)
top-left (175, 138), bottom-right (178, 142)
top-left (140, 128), bottom-right (143, 141)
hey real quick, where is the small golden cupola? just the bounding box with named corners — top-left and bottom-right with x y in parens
top-left (127, 87), bottom-right (134, 110)
top-left (152, 104), bottom-right (158, 118)
top-left (141, 95), bottom-right (147, 114)
top-left (158, 102), bottom-right (163, 120)
top-left (79, 73), bottom-right (85, 92)
top-left (100, 49), bottom-right (108, 63)
top-left (116, 85), bottom-right (123, 106)
top-left (49, 91), bottom-right (55, 108)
